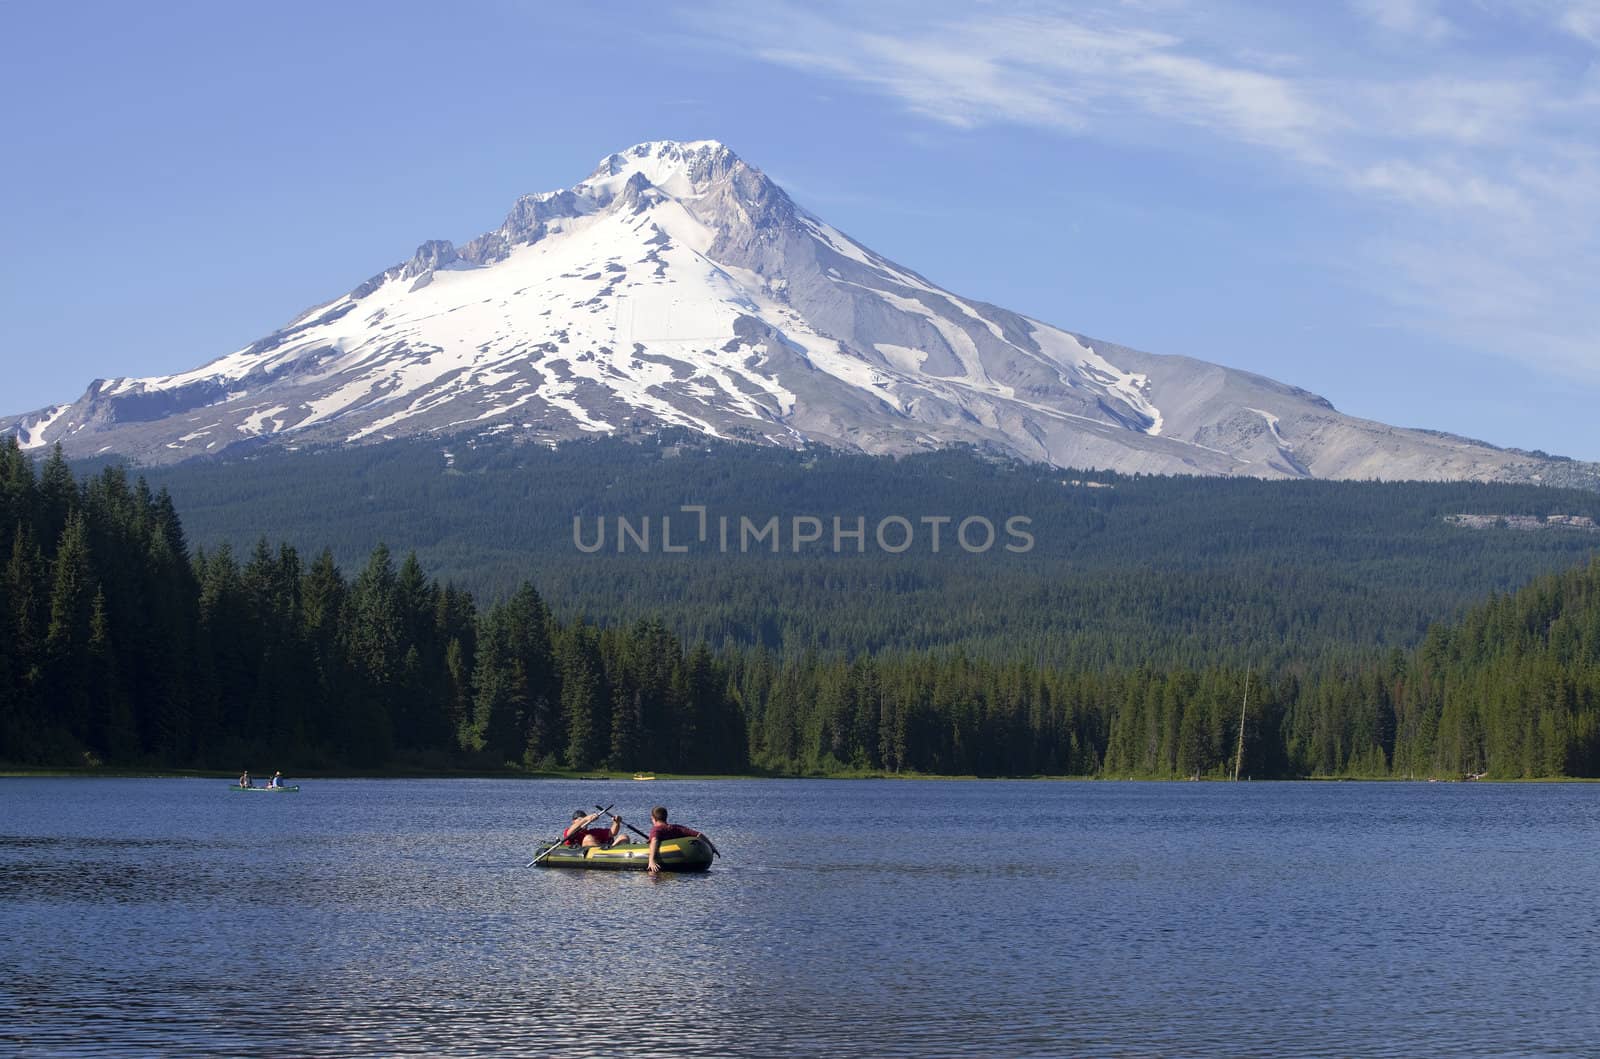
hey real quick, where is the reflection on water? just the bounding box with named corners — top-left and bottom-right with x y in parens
top-left (1, 778), bottom-right (1598, 1057)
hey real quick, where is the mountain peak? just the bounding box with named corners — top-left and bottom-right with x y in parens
top-left (583, 139), bottom-right (742, 198)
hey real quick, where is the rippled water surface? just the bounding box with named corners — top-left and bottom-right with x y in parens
top-left (2, 778), bottom-right (1598, 1057)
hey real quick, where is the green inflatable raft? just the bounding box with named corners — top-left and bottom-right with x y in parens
top-left (533, 835), bottom-right (714, 872)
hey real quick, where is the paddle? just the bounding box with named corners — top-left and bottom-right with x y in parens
top-left (527, 803), bottom-right (615, 866)
top-left (598, 804), bottom-right (720, 859)
top-left (598, 805), bottom-right (651, 843)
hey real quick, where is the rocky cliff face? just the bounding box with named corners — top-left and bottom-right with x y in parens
top-left (4, 139), bottom-right (1593, 488)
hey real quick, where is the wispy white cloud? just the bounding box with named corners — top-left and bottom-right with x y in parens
top-left (1545, 0), bottom-right (1600, 44)
top-left (1490, 0), bottom-right (1600, 45)
top-left (1373, 76), bottom-right (1542, 145)
top-left (711, 7), bottom-right (1330, 159)
top-left (1348, 0), bottom-right (1455, 41)
top-left (682, 1), bottom-right (1600, 384)
top-left (1352, 159), bottom-right (1527, 214)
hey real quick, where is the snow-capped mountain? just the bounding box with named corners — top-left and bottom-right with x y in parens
top-left (3, 140), bottom-right (1589, 485)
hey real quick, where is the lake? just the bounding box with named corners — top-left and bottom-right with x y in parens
top-left (2, 778), bottom-right (1597, 1057)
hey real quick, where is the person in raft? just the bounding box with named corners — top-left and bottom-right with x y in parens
top-left (238, 770), bottom-right (251, 788)
top-left (646, 806), bottom-right (705, 874)
top-left (562, 810), bottom-right (627, 848)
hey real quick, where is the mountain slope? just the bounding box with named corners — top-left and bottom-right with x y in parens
top-left (4, 139), bottom-right (1591, 485)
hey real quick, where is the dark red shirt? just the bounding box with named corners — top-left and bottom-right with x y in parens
top-left (649, 822), bottom-right (701, 842)
top-left (563, 824), bottom-right (614, 846)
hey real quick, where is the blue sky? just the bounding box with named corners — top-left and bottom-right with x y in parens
top-left (2, 0), bottom-right (1596, 459)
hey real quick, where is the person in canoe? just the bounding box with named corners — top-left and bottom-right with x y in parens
top-left (646, 806), bottom-right (708, 874)
top-left (268, 771), bottom-right (283, 789)
top-left (238, 770), bottom-right (252, 789)
top-left (562, 809), bottom-right (628, 848)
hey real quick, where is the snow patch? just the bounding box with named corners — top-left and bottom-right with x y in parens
top-left (1248, 407), bottom-right (1290, 448)
top-left (18, 405), bottom-right (69, 450)
top-left (1030, 324), bottom-right (1164, 436)
top-left (240, 406), bottom-right (289, 436)
top-left (876, 343), bottom-right (929, 373)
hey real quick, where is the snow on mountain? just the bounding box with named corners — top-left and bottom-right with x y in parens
top-left (3, 139), bottom-right (1591, 486)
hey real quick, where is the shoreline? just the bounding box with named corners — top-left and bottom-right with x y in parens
top-left (3, 767), bottom-right (1594, 783)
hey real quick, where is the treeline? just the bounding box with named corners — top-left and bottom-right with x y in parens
top-left (6, 438), bottom-right (1600, 778)
top-left (727, 585), bottom-right (1600, 778)
top-left (0, 441), bottom-right (745, 772)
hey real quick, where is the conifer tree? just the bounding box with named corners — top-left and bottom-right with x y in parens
top-left (560, 622), bottom-right (607, 770)
top-left (86, 587), bottom-right (136, 761)
top-left (45, 511), bottom-right (95, 745)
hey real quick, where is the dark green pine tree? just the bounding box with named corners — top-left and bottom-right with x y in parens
top-left (679, 642), bottom-right (720, 772)
top-left (469, 583), bottom-right (552, 766)
top-left (192, 545), bottom-right (250, 760)
top-left (135, 488), bottom-right (198, 761)
top-left (35, 445), bottom-right (77, 557)
top-left (343, 544), bottom-right (401, 766)
top-left (44, 511), bottom-right (96, 750)
top-left (241, 538), bottom-right (312, 759)
top-left (878, 674), bottom-right (907, 774)
top-left (349, 543), bottom-right (402, 690)
top-left (632, 619), bottom-right (679, 758)
top-left (1, 523), bottom-right (47, 759)
top-left (86, 587), bottom-right (137, 762)
top-left (301, 547), bottom-right (349, 763)
top-left (559, 621), bottom-right (608, 770)
top-left (391, 551), bottom-right (439, 750)
top-left (0, 437), bottom-right (39, 522)
top-left (850, 656), bottom-right (883, 772)
top-left (436, 585), bottom-right (479, 746)
top-left (467, 604), bottom-right (525, 762)
top-left (516, 587), bottom-right (557, 766)
top-left (608, 684), bottom-right (643, 773)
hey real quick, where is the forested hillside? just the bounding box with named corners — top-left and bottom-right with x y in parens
top-left (0, 441), bottom-right (745, 772)
top-left (130, 433), bottom-right (1600, 670)
top-left (6, 437), bottom-right (1600, 778)
top-left (1395, 559), bottom-right (1600, 777)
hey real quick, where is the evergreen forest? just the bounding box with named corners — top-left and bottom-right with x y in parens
top-left (6, 435), bottom-right (1600, 779)
top-left (133, 433), bottom-right (1600, 670)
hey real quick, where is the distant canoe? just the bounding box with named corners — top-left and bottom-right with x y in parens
top-left (532, 836), bottom-right (713, 872)
top-left (632, 774), bottom-right (656, 781)
top-left (229, 785), bottom-right (300, 793)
